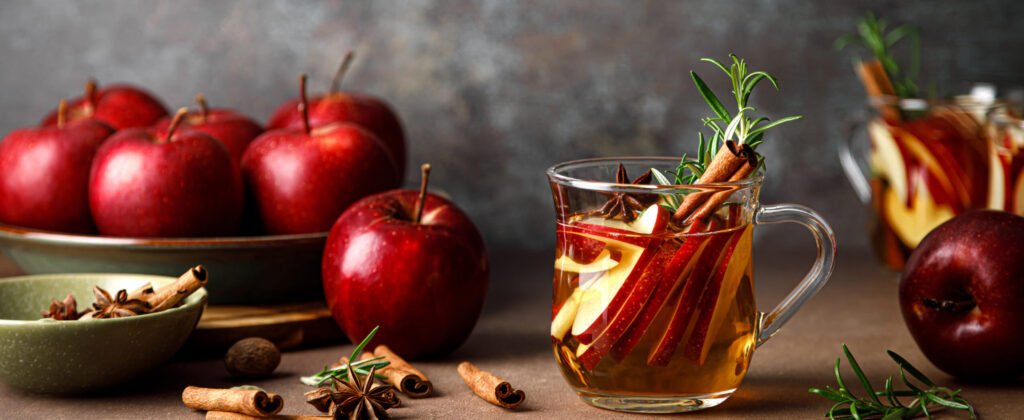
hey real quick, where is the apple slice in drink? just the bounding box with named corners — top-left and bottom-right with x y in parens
top-left (1013, 166), bottom-right (1024, 214)
top-left (576, 237), bottom-right (676, 369)
top-left (682, 225), bottom-right (752, 365)
top-left (570, 205), bottom-right (668, 345)
top-left (557, 230), bottom-right (607, 263)
top-left (551, 287), bottom-right (582, 340)
top-left (609, 218), bottom-right (724, 362)
top-left (646, 227), bottom-right (736, 366)
top-left (554, 248), bottom-right (620, 274)
top-left (869, 120), bottom-right (909, 203)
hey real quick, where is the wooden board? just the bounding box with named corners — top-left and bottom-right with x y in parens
top-left (180, 301), bottom-right (346, 357)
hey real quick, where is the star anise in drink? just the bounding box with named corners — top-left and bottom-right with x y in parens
top-left (41, 294), bottom-right (81, 320)
top-left (598, 163), bottom-right (657, 222)
top-left (305, 363), bottom-right (399, 420)
top-left (89, 286), bottom-right (151, 319)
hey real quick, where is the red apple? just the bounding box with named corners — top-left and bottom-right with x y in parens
top-left (242, 74), bottom-right (399, 235)
top-left (266, 53), bottom-right (406, 181)
top-left (900, 210), bottom-right (1024, 378)
top-left (151, 94), bottom-right (263, 165)
top-left (0, 100), bottom-right (114, 233)
top-left (41, 79), bottom-right (168, 130)
top-left (323, 164), bottom-right (489, 359)
top-left (89, 108), bottom-right (244, 237)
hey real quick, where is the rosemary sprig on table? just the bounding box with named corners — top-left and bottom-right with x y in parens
top-left (835, 12), bottom-right (920, 98)
top-left (809, 345), bottom-right (976, 419)
top-left (654, 55), bottom-right (801, 212)
top-left (300, 326), bottom-right (390, 388)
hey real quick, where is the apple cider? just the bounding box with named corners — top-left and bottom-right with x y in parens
top-left (863, 104), bottom-right (990, 270)
top-left (550, 212), bottom-right (756, 399)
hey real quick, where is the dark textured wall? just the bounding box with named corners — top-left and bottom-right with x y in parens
top-left (1, 0), bottom-right (1022, 250)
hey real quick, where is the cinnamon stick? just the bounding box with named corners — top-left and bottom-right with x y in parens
top-left (149, 265), bottom-right (208, 312)
top-left (182, 386), bottom-right (283, 417)
top-left (126, 282), bottom-right (154, 302)
top-left (856, 59), bottom-right (901, 122)
top-left (673, 141), bottom-right (749, 222)
top-left (371, 345), bottom-right (433, 398)
top-left (688, 156), bottom-right (758, 223)
top-left (206, 412), bottom-right (328, 420)
top-left (457, 362), bottom-right (525, 409)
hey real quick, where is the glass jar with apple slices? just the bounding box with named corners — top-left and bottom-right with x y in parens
top-left (547, 157), bottom-right (835, 413)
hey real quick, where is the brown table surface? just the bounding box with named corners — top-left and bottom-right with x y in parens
top-left (1, 244), bottom-right (1021, 419)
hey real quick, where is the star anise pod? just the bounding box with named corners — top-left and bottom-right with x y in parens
top-left (306, 363), bottom-right (399, 420)
top-left (90, 286), bottom-right (151, 319)
top-left (41, 294), bottom-right (81, 320)
top-left (598, 163), bottom-right (657, 222)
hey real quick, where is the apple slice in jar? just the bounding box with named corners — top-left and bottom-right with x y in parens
top-left (1013, 166), bottom-right (1024, 215)
top-left (551, 288), bottom-right (582, 341)
top-left (557, 230), bottom-right (607, 263)
top-left (570, 205), bottom-right (668, 346)
top-left (646, 227), bottom-right (736, 366)
top-left (869, 120), bottom-right (909, 203)
top-left (683, 225), bottom-right (752, 365)
top-left (609, 217), bottom-right (724, 362)
top-left (554, 248), bottom-right (620, 274)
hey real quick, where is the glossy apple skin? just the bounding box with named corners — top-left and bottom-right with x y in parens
top-left (266, 92), bottom-right (405, 181)
top-left (0, 120), bottom-right (114, 233)
top-left (323, 190), bottom-right (489, 359)
top-left (41, 84), bottom-right (168, 130)
top-left (153, 109), bottom-right (263, 165)
top-left (241, 123), bottom-right (398, 235)
top-left (88, 128), bottom-right (244, 237)
top-left (900, 210), bottom-right (1024, 378)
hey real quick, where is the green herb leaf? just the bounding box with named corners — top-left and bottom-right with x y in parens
top-left (810, 346), bottom-right (976, 419)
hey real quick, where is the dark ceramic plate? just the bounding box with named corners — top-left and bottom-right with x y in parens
top-left (0, 224), bottom-right (327, 304)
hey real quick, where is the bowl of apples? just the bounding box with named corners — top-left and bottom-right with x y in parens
top-left (0, 58), bottom-right (406, 304)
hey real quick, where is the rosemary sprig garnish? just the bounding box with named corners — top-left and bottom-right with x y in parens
top-left (809, 345), bottom-right (976, 419)
top-left (654, 55), bottom-right (801, 212)
top-left (300, 326), bottom-right (390, 388)
top-left (836, 12), bottom-right (920, 98)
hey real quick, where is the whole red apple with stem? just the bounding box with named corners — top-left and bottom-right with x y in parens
top-left (242, 74), bottom-right (399, 235)
top-left (323, 164), bottom-right (489, 359)
top-left (266, 52), bottom-right (406, 181)
top-left (89, 108), bottom-right (244, 237)
top-left (0, 99), bottom-right (114, 233)
top-left (41, 79), bottom-right (168, 130)
top-left (152, 94), bottom-right (263, 165)
top-left (900, 210), bottom-right (1024, 379)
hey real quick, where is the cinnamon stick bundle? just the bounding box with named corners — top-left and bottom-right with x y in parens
top-left (182, 386), bottom-right (284, 417)
top-left (673, 141), bottom-right (757, 224)
top-left (371, 345), bottom-right (433, 398)
top-left (206, 413), bottom-right (327, 420)
top-left (457, 362), bottom-right (525, 409)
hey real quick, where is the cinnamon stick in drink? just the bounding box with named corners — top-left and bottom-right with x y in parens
top-left (182, 386), bottom-right (283, 417)
top-left (688, 153), bottom-right (759, 223)
top-left (371, 345), bottom-right (434, 398)
top-left (856, 58), bottom-right (901, 122)
top-left (672, 141), bottom-right (749, 223)
top-left (149, 265), bottom-right (208, 312)
top-left (457, 362), bottom-right (525, 409)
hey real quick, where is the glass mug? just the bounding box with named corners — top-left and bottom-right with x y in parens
top-left (839, 95), bottom-right (993, 270)
top-left (546, 157), bottom-right (836, 413)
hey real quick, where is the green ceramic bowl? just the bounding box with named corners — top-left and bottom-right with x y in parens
top-left (0, 223), bottom-right (326, 304)
top-left (0, 273), bottom-right (207, 394)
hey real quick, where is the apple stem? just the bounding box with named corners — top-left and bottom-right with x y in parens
top-left (194, 94), bottom-right (209, 123)
top-left (329, 51), bottom-right (355, 94)
top-left (413, 163), bottom-right (432, 224)
top-left (57, 99), bottom-right (67, 128)
top-left (922, 297), bottom-right (975, 313)
top-left (84, 78), bottom-right (98, 109)
top-left (299, 73), bottom-right (311, 135)
top-left (165, 108), bottom-right (189, 143)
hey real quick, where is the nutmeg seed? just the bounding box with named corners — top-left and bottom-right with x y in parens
top-left (225, 337), bottom-right (281, 378)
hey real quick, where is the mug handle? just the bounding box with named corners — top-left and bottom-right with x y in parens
top-left (838, 118), bottom-right (872, 204)
top-left (753, 204), bottom-right (837, 347)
